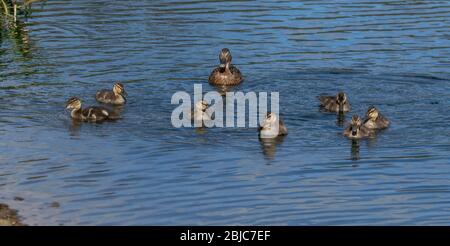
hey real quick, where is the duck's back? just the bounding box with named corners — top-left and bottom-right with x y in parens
top-left (96, 90), bottom-right (113, 102)
top-left (81, 106), bottom-right (120, 121)
top-left (375, 114), bottom-right (390, 128)
top-left (208, 66), bottom-right (243, 86)
top-left (319, 96), bottom-right (350, 112)
top-left (278, 120), bottom-right (288, 136)
top-left (319, 96), bottom-right (338, 111)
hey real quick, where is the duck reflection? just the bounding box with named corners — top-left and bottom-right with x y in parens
top-left (259, 136), bottom-right (285, 160)
top-left (67, 118), bottom-right (82, 136)
top-left (211, 84), bottom-right (240, 97)
top-left (336, 112), bottom-right (346, 127)
top-left (350, 139), bottom-right (360, 161)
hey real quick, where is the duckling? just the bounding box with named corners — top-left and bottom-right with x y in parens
top-left (65, 97), bottom-right (120, 122)
top-left (208, 48), bottom-right (243, 86)
top-left (259, 112), bottom-right (288, 138)
top-left (188, 100), bottom-right (211, 123)
top-left (95, 82), bottom-right (127, 105)
top-left (343, 115), bottom-right (370, 139)
top-left (319, 92), bottom-right (351, 113)
top-left (363, 106), bottom-right (390, 129)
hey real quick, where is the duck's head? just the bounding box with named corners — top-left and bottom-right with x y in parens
top-left (113, 82), bottom-right (127, 97)
top-left (336, 92), bottom-right (348, 112)
top-left (262, 112), bottom-right (278, 128)
top-left (219, 48), bottom-right (232, 68)
top-left (66, 97), bottom-right (81, 110)
top-left (349, 114), bottom-right (362, 137)
top-left (195, 100), bottom-right (209, 112)
top-left (366, 106), bottom-right (379, 121)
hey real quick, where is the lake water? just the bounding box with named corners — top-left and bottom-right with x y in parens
top-left (0, 0), bottom-right (449, 225)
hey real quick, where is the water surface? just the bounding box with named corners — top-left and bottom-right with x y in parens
top-left (0, 0), bottom-right (449, 225)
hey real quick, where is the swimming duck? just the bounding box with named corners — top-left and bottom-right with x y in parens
top-left (363, 106), bottom-right (390, 129)
top-left (259, 112), bottom-right (288, 138)
top-left (319, 92), bottom-right (351, 113)
top-left (343, 115), bottom-right (370, 139)
top-left (208, 48), bottom-right (243, 86)
top-left (95, 82), bottom-right (127, 105)
top-left (188, 100), bottom-right (211, 124)
top-left (65, 97), bottom-right (120, 122)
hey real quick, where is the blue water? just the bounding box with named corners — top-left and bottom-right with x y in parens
top-left (0, 0), bottom-right (449, 225)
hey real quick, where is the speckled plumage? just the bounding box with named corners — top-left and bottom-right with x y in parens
top-left (319, 92), bottom-right (351, 113)
top-left (343, 115), bottom-right (370, 139)
top-left (208, 48), bottom-right (243, 86)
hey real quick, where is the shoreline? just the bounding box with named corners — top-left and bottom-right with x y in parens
top-left (0, 203), bottom-right (25, 226)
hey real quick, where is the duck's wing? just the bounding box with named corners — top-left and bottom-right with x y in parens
top-left (208, 67), bottom-right (222, 83)
top-left (318, 95), bottom-right (334, 105)
top-left (278, 120), bottom-right (288, 135)
top-left (230, 65), bottom-right (243, 81)
top-left (209, 66), bottom-right (243, 85)
top-left (95, 90), bottom-right (116, 102)
top-left (318, 96), bottom-right (338, 111)
top-left (377, 114), bottom-right (390, 128)
top-left (343, 101), bottom-right (351, 112)
top-left (83, 106), bottom-right (120, 121)
top-left (361, 125), bottom-right (372, 137)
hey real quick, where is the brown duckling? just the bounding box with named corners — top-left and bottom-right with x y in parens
top-left (208, 48), bottom-right (243, 86)
top-left (65, 97), bottom-right (120, 122)
top-left (343, 115), bottom-right (370, 139)
top-left (319, 92), bottom-right (351, 113)
top-left (95, 82), bottom-right (127, 105)
top-left (363, 106), bottom-right (390, 129)
top-left (259, 112), bottom-right (288, 138)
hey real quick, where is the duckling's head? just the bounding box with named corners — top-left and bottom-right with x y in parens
top-left (262, 112), bottom-right (278, 128)
top-left (219, 48), bottom-right (232, 67)
top-left (66, 97), bottom-right (81, 110)
top-left (113, 82), bottom-right (127, 97)
top-left (195, 100), bottom-right (209, 112)
top-left (366, 106), bottom-right (379, 121)
top-left (349, 114), bottom-right (362, 137)
top-left (336, 92), bottom-right (348, 111)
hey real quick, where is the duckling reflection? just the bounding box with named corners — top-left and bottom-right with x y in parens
top-left (350, 139), bottom-right (360, 161)
top-left (65, 97), bottom-right (121, 122)
top-left (208, 48), bottom-right (243, 86)
top-left (343, 115), bottom-right (370, 139)
top-left (336, 112), bottom-right (346, 127)
top-left (95, 82), bottom-right (127, 105)
top-left (258, 112), bottom-right (288, 138)
top-left (318, 92), bottom-right (351, 113)
top-left (67, 119), bottom-right (82, 136)
top-left (259, 136), bottom-right (285, 160)
top-left (363, 106), bottom-right (390, 130)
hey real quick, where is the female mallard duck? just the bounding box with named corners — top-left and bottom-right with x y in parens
top-left (188, 100), bottom-right (211, 123)
top-left (66, 97), bottom-right (120, 122)
top-left (208, 48), bottom-right (243, 86)
top-left (319, 92), bottom-right (351, 113)
top-left (95, 82), bottom-right (127, 105)
top-left (343, 115), bottom-right (370, 139)
top-left (259, 112), bottom-right (288, 138)
top-left (363, 106), bottom-right (390, 129)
